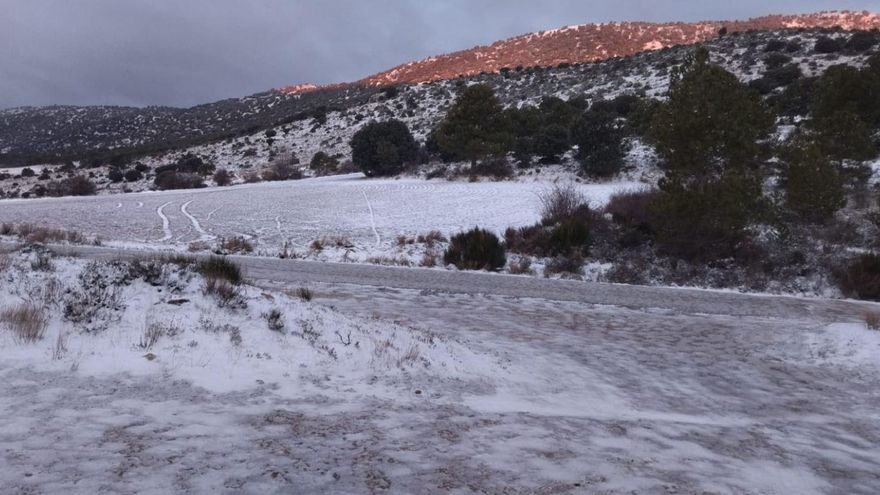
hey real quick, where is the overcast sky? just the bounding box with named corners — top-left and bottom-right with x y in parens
top-left (2, 0), bottom-right (879, 109)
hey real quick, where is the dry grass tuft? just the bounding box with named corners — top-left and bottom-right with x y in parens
top-left (1, 302), bottom-right (48, 343)
top-left (865, 312), bottom-right (880, 331)
top-left (1, 222), bottom-right (90, 245)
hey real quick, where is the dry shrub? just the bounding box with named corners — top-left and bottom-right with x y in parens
top-left (544, 253), bottom-right (585, 277)
top-left (292, 287), bottom-right (313, 301)
top-left (1, 302), bottom-right (48, 343)
top-left (508, 256), bottom-right (534, 275)
top-left (367, 255), bottom-right (412, 267)
top-left (242, 171), bottom-right (262, 184)
top-left (866, 312), bottom-right (880, 331)
top-left (417, 230), bottom-right (447, 247)
top-left (188, 241), bottom-right (211, 252)
top-left (310, 236), bottom-right (353, 251)
top-left (0, 253), bottom-right (11, 273)
top-left (420, 251), bottom-right (438, 268)
top-left (219, 236), bottom-right (254, 254)
top-left (203, 277), bottom-right (246, 308)
top-left (605, 189), bottom-right (660, 227)
top-left (1, 223), bottom-right (88, 245)
top-left (263, 309), bottom-right (285, 332)
top-left (197, 257), bottom-right (242, 285)
top-left (540, 183), bottom-right (586, 225)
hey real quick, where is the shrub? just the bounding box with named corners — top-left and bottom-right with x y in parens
top-left (134, 163), bottom-right (150, 173)
top-left (431, 84), bottom-right (513, 163)
top-left (784, 144), bottom-right (846, 223)
top-left (443, 228), bottom-right (506, 271)
top-left (813, 109), bottom-right (877, 162)
top-left (845, 31), bottom-right (877, 52)
top-left (197, 257), bottom-right (242, 285)
top-left (20, 167), bottom-right (35, 178)
top-left (203, 277), bottom-right (245, 308)
top-left (350, 120), bottom-right (419, 177)
top-left (550, 218), bottom-right (591, 255)
top-left (1, 302), bottom-right (48, 343)
top-left (469, 156), bottom-right (513, 179)
top-left (294, 287), bottom-right (313, 301)
top-left (814, 36), bottom-right (843, 54)
top-left (651, 176), bottom-right (764, 261)
top-left (154, 171), bottom-right (205, 190)
top-left (218, 236), bottom-right (254, 254)
top-left (261, 158), bottom-right (302, 182)
top-left (750, 64), bottom-right (802, 94)
top-left (107, 168), bottom-right (124, 183)
top-left (213, 169), bottom-right (233, 186)
top-left (835, 254), bottom-right (880, 301)
top-left (263, 309), bottom-right (285, 332)
top-left (764, 39), bottom-right (787, 52)
top-left (544, 253), bottom-right (585, 276)
top-left (534, 124), bottom-right (571, 163)
top-left (539, 183), bottom-right (586, 225)
top-left (865, 312), bottom-right (880, 331)
top-left (123, 169), bottom-right (143, 182)
top-left (813, 64), bottom-right (880, 129)
top-left (764, 52), bottom-right (791, 70)
top-left (572, 110), bottom-right (626, 177)
top-left (605, 189), bottom-right (659, 227)
top-left (309, 151), bottom-right (340, 172)
top-left (61, 175), bottom-right (97, 196)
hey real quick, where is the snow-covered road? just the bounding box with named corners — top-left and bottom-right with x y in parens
top-left (3, 275), bottom-right (879, 494)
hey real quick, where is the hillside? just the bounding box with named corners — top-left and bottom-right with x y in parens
top-left (2, 10), bottom-right (879, 165)
top-left (290, 10), bottom-right (880, 90)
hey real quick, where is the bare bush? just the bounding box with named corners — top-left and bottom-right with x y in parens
top-left (203, 277), bottom-right (246, 308)
top-left (866, 312), bottom-right (880, 331)
top-left (508, 256), bottom-right (534, 275)
top-left (0, 253), bottom-right (11, 273)
top-left (417, 230), bottom-right (448, 247)
top-left (1, 302), bottom-right (48, 343)
top-left (218, 236), bottom-right (254, 254)
top-left (293, 287), bottom-right (313, 302)
top-left (263, 309), bottom-right (285, 332)
top-left (539, 183), bottom-right (586, 225)
top-left (1, 223), bottom-right (89, 245)
top-left (137, 322), bottom-right (165, 351)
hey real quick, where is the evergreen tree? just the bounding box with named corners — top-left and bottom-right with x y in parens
top-left (572, 111), bottom-right (626, 177)
top-left (647, 47), bottom-right (774, 260)
top-left (432, 84), bottom-right (512, 163)
top-left (350, 120), bottom-right (418, 177)
top-left (784, 143), bottom-right (846, 223)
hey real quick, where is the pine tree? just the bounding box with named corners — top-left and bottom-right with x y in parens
top-left (432, 84), bottom-right (512, 163)
top-left (784, 143), bottom-right (846, 223)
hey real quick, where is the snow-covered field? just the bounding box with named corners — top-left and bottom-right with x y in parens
top-left (0, 174), bottom-right (643, 263)
top-left (1, 250), bottom-right (879, 493)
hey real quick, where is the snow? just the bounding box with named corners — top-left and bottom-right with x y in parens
top-left (806, 322), bottom-right (880, 369)
top-left (0, 173), bottom-right (643, 263)
top-left (2, 250), bottom-right (879, 492)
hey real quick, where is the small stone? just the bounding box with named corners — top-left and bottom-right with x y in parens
top-left (144, 353), bottom-right (157, 361)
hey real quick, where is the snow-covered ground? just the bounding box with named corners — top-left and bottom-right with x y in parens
top-left (1, 250), bottom-right (879, 493)
top-left (0, 174), bottom-right (644, 266)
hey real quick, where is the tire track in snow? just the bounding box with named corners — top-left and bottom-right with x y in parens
top-left (156, 202), bottom-right (173, 242)
top-left (181, 200), bottom-right (214, 240)
top-left (362, 190), bottom-right (381, 246)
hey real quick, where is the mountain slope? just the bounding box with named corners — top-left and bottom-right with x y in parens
top-left (283, 10), bottom-right (880, 92)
